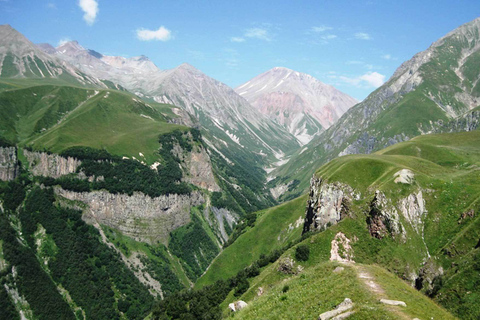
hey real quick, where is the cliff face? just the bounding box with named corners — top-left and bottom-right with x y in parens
top-left (0, 147), bottom-right (18, 181)
top-left (303, 177), bottom-right (354, 233)
top-left (23, 150), bottom-right (81, 178)
top-left (177, 142), bottom-right (220, 192)
top-left (56, 188), bottom-right (204, 245)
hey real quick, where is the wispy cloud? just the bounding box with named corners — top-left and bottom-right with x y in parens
top-left (332, 71), bottom-right (385, 88)
top-left (58, 37), bottom-right (72, 46)
top-left (359, 71), bottom-right (385, 87)
top-left (354, 32), bottom-right (372, 40)
top-left (244, 28), bottom-right (271, 41)
top-left (312, 25), bottom-right (333, 33)
top-left (136, 26), bottom-right (172, 41)
top-left (78, 0), bottom-right (98, 25)
top-left (47, 2), bottom-right (56, 9)
top-left (230, 37), bottom-right (245, 43)
top-left (321, 34), bottom-right (337, 40)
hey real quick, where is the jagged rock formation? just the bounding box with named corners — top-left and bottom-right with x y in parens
top-left (303, 177), bottom-right (353, 233)
top-left (0, 147), bottom-right (18, 181)
top-left (56, 187), bottom-right (204, 245)
top-left (23, 150), bottom-right (81, 178)
top-left (236, 67), bottom-right (357, 145)
top-left (366, 191), bottom-right (405, 240)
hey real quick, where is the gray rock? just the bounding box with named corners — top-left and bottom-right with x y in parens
top-left (304, 177), bottom-right (354, 233)
top-left (379, 299), bottom-right (407, 307)
top-left (0, 147), bottom-right (18, 181)
top-left (56, 187), bottom-right (204, 245)
top-left (24, 150), bottom-right (81, 178)
top-left (333, 267), bottom-right (345, 273)
top-left (228, 300), bottom-right (247, 312)
top-left (319, 298), bottom-right (354, 320)
top-left (332, 311), bottom-right (356, 319)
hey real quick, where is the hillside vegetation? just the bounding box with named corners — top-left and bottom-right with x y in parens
top-left (179, 131), bottom-right (480, 319)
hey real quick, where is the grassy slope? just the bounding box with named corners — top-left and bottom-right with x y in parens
top-left (0, 82), bottom-right (182, 164)
top-left (198, 131), bottom-right (479, 319)
top-left (195, 195), bottom-right (307, 288)
top-left (232, 261), bottom-right (454, 320)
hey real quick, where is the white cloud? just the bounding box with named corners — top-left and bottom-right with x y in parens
top-left (382, 54), bottom-right (391, 60)
top-left (359, 71), bottom-right (385, 87)
top-left (231, 37), bottom-right (245, 43)
top-left (58, 38), bottom-right (72, 46)
top-left (136, 26), bottom-right (172, 41)
top-left (312, 25), bottom-right (333, 33)
top-left (321, 34), bottom-right (337, 40)
top-left (354, 32), bottom-right (372, 40)
top-left (47, 2), bottom-right (57, 9)
top-left (336, 71), bottom-right (385, 88)
top-left (245, 28), bottom-right (271, 41)
top-left (78, 0), bottom-right (98, 25)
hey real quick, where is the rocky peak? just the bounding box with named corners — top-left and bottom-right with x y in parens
top-left (236, 66), bottom-right (357, 144)
top-left (56, 40), bottom-right (85, 55)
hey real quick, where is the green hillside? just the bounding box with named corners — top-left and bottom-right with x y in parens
top-left (175, 131), bottom-right (480, 319)
top-left (196, 195), bottom-right (307, 287)
top-left (0, 83), bottom-right (182, 164)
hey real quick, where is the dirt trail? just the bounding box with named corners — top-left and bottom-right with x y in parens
top-left (354, 265), bottom-right (411, 320)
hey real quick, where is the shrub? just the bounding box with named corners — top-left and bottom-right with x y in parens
top-left (295, 245), bottom-right (310, 262)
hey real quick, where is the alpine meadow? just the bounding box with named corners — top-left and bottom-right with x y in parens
top-left (1, 2), bottom-right (480, 319)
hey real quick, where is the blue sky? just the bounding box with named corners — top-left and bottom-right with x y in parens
top-left (1, 0), bottom-right (480, 100)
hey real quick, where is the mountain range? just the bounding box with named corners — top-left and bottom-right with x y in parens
top-left (236, 67), bottom-right (357, 145)
top-left (270, 17), bottom-right (480, 201)
top-left (0, 16), bottom-right (480, 320)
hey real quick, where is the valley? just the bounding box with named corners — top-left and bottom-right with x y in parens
top-left (0, 11), bottom-right (480, 320)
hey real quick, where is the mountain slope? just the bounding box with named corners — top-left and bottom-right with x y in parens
top-left (44, 41), bottom-right (300, 165)
top-left (272, 17), bottom-right (480, 200)
top-left (236, 67), bottom-right (357, 145)
top-left (191, 130), bottom-right (478, 319)
top-left (0, 25), bottom-right (103, 87)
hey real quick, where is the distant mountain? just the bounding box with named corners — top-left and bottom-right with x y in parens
top-left (236, 67), bottom-right (357, 145)
top-left (44, 40), bottom-right (300, 166)
top-left (272, 17), bottom-right (480, 200)
top-left (0, 25), bottom-right (102, 86)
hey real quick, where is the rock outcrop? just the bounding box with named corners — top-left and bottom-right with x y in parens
top-left (24, 150), bottom-right (81, 178)
top-left (228, 300), bottom-right (248, 312)
top-left (55, 187), bottom-right (204, 245)
top-left (0, 147), bottom-right (18, 181)
top-left (318, 298), bottom-right (355, 320)
top-left (184, 146), bottom-right (220, 192)
top-left (303, 177), bottom-right (353, 233)
top-left (330, 232), bottom-right (355, 263)
top-left (366, 191), bottom-right (405, 240)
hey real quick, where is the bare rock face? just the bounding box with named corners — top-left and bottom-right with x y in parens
top-left (303, 177), bottom-right (353, 233)
top-left (23, 150), bottom-right (81, 178)
top-left (366, 191), bottom-right (405, 240)
top-left (0, 147), bottom-right (18, 181)
top-left (399, 191), bottom-right (426, 234)
top-left (55, 187), bottom-right (204, 245)
top-left (184, 145), bottom-right (220, 192)
top-left (330, 232), bottom-right (355, 263)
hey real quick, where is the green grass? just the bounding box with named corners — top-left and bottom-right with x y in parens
top-left (231, 261), bottom-right (455, 320)
top-left (0, 82), bottom-right (183, 164)
top-left (196, 195), bottom-right (307, 288)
